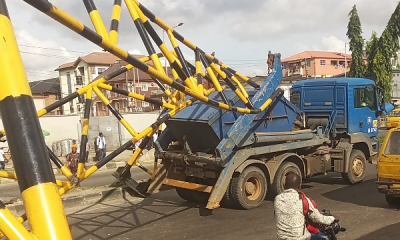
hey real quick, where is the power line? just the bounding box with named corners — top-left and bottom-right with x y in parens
top-left (20, 51), bottom-right (77, 60)
top-left (19, 44), bottom-right (86, 54)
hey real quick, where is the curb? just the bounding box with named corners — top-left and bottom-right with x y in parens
top-left (7, 187), bottom-right (130, 216)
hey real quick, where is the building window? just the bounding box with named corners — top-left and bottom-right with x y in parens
top-left (123, 99), bottom-right (128, 108)
top-left (102, 103), bottom-right (107, 110)
top-left (320, 60), bottom-right (326, 66)
top-left (90, 67), bottom-right (96, 74)
top-left (66, 72), bottom-right (72, 95)
top-left (306, 60), bottom-right (311, 67)
top-left (97, 67), bottom-right (107, 74)
top-left (354, 88), bottom-right (377, 110)
top-left (141, 83), bottom-right (148, 91)
top-left (142, 101), bottom-right (150, 107)
top-left (330, 60), bottom-right (338, 66)
top-left (115, 84), bottom-right (119, 97)
top-left (283, 64), bottom-right (287, 70)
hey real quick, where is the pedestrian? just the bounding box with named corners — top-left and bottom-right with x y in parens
top-left (0, 147), bottom-right (6, 170)
top-left (93, 137), bottom-right (99, 161)
top-left (72, 139), bottom-right (80, 153)
top-left (96, 132), bottom-right (106, 160)
top-left (65, 145), bottom-right (79, 176)
top-left (85, 139), bottom-right (90, 163)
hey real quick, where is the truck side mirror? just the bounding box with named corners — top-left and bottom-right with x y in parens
top-left (383, 103), bottom-right (395, 114)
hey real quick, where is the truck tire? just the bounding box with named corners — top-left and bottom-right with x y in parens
top-left (385, 194), bottom-right (400, 206)
top-left (230, 166), bottom-right (267, 209)
top-left (175, 187), bottom-right (194, 202)
top-left (341, 149), bottom-right (367, 184)
top-left (271, 162), bottom-right (302, 196)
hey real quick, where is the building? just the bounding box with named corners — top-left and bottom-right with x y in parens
top-left (248, 75), bottom-right (307, 101)
top-left (281, 51), bottom-right (361, 79)
top-left (55, 52), bottom-right (120, 115)
top-left (93, 60), bottom-right (171, 116)
top-left (391, 69), bottom-right (400, 104)
top-left (391, 52), bottom-right (400, 69)
top-left (29, 77), bottom-right (62, 115)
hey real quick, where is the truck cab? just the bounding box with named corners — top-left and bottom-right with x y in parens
top-left (291, 78), bottom-right (385, 137)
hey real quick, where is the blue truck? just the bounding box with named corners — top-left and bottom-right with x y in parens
top-left (128, 54), bottom-right (393, 210)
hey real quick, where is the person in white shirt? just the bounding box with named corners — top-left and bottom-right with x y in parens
top-left (0, 147), bottom-right (6, 170)
top-left (96, 132), bottom-right (106, 160)
top-left (274, 172), bottom-right (338, 240)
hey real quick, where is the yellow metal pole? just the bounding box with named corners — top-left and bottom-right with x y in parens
top-left (0, 203), bottom-right (33, 240)
top-left (83, 0), bottom-right (110, 41)
top-left (0, 1), bottom-right (72, 239)
top-left (109, 0), bottom-right (122, 44)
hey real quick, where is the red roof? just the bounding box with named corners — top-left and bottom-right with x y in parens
top-left (282, 51), bottom-right (354, 63)
top-left (55, 52), bottom-right (121, 71)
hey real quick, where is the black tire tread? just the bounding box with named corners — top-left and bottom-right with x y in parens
top-left (341, 149), bottom-right (367, 184)
top-left (230, 166), bottom-right (267, 210)
top-left (271, 161), bottom-right (302, 197)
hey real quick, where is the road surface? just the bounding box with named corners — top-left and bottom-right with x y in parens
top-left (65, 163), bottom-right (400, 240)
top-left (0, 167), bottom-right (150, 199)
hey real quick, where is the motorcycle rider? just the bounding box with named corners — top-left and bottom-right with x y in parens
top-left (274, 172), bottom-right (339, 240)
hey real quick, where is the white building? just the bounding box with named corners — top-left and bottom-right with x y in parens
top-left (55, 52), bottom-right (120, 115)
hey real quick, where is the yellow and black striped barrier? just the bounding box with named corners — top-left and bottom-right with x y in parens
top-left (0, 0), bottom-right (285, 238)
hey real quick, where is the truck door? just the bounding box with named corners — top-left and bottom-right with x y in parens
top-left (348, 85), bottom-right (378, 136)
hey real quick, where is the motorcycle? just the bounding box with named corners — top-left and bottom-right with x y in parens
top-left (318, 209), bottom-right (346, 240)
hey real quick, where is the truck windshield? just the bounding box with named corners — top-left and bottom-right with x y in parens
top-left (354, 87), bottom-right (377, 110)
top-left (384, 131), bottom-right (400, 155)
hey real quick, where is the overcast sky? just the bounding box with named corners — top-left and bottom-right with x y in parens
top-left (5, 0), bottom-right (399, 81)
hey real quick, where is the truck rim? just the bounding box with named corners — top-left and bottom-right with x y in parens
top-left (245, 176), bottom-right (262, 201)
top-left (352, 158), bottom-right (364, 177)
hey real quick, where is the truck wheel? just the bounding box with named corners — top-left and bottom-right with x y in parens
top-left (175, 187), bottom-right (194, 201)
top-left (385, 194), bottom-right (400, 206)
top-left (341, 149), bottom-right (367, 184)
top-left (271, 162), bottom-right (302, 196)
top-left (230, 166), bottom-right (267, 209)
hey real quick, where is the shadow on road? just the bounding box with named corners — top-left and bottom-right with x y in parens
top-left (68, 189), bottom-right (197, 240)
top-left (321, 178), bottom-right (400, 209)
top-left (354, 222), bottom-right (400, 240)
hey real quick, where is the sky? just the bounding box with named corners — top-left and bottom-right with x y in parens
top-left (4, 0), bottom-right (399, 81)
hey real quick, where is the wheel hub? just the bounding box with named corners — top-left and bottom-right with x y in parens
top-left (245, 177), bottom-right (261, 200)
top-left (352, 158), bottom-right (364, 177)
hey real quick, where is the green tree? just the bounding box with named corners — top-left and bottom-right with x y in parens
top-left (365, 32), bottom-right (378, 81)
top-left (346, 5), bottom-right (366, 78)
top-left (365, 2), bottom-right (400, 101)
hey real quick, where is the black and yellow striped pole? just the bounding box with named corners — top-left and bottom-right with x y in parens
top-left (24, 0), bottom-right (260, 114)
top-left (109, 0), bottom-right (122, 44)
top-left (77, 88), bottom-right (93, 180)
top-left (0, 0), bottom-right (71, 239)
top-left (195, 49), bottom-right (204, 93)
top-left (83, 0), bottom-right (110, 41)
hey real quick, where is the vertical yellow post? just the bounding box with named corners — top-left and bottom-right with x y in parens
top-left (0, 1), bottom-right (72, 239)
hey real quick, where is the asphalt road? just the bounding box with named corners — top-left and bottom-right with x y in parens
top-left (65, 164), bottom-right (400, 240)
top-left (0, 167), bottom-right (150, 199)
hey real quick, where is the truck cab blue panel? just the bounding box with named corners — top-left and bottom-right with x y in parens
top-left (166, 90), bottom-right (300, 153)
top-left (291, 78), bottom-right (379, 137)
